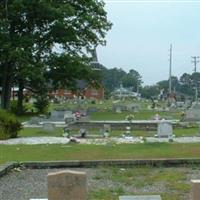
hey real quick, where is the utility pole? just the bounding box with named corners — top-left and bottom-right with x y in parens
top-left (169, 44), bottom-right (172, 95)
top-left (191, 56), bottom-right (200, 102)
top-left (191, 56), bottom-right (200, 72)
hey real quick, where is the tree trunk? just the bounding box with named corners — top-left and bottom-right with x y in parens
top-left (1, 63), bottom-right (13, 110)
top-left (17, 79), bottom-right (24, 115)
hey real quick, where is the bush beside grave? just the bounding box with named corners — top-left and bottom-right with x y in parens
top-left (10, 100), bottom-right (28, 114)
top-left (0, 109), bottom-right (22, 140)
top-left (34, 96), bottom-right (49, 114)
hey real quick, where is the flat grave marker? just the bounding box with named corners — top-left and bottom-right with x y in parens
top-left (119, 195), bottom-right (162, 200)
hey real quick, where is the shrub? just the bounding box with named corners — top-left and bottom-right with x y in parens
top-left (0, 109), bottom-right (22, 140)
top-left (34, 96), bottom-right (49, 114)
top-left (10, 100), bottom-right (28, 114)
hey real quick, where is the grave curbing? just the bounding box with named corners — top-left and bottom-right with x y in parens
top-left (1, 158), bottom-right (200, 178)
top-left (0, 162), bottom-right (18, 177)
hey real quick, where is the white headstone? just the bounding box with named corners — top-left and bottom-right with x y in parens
top-left (157, 122), bottom-right (173, 138)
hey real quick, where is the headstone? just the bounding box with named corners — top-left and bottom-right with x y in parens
top-left (42, 123), bottom-right (55, 132)
top-left (176, 101), bottom-right (184, 107)
top-left (87, 107), bottom-right (98, 114)
top-left (79, 109), bottom-right (87, 116)
top-left (126, 104), bottom-right (140, 112)
top-left (29, 117), bottom-right (42, 125)
top-left (50, 109), bottom-right (73, 121)
top-left (64, 112), bottom-right (75, 124)
top-left (125, 126), bottom-right (131, 136)
top-left (48, 170), bottom-right (87, 200)
top-left (157, 122), bottom-right (173, 138)
top-left (113, 104), bottom-right (127, 113)
top-left (119, 195), bottom-right (162, 200)
top-left (79, 128), bottom-right (87, 138)
top-left (103, 124), bottom-right (111, 137)
top-left (190, 180), bottom-right (200, 200)
top-left (63, 126), bottom-right (70, 138)
top-left (185, 103), bottom-right (200, 121)
top-left (116, 106), bottom-right (122, 113)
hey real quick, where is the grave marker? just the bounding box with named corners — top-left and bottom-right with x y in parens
top-left (184, 103), bottom-right (200, 121)
top-left (48, 170), bottom-right (87, 200)
top-left (42, 123), bottom-right (55, 132)
top-left (190, 180), bottom-right (200, 200)
top-left (119, 195), bottom-right (162, 200)
top-left (157, 122), bottom-right (173, 138)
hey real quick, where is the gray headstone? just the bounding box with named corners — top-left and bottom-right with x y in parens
top-left (119, 195), bottom-right (162, 200)
top-left (126, 104), bottom-right (140, 112)
top-left (64, 113), bottom-right (75, 123)
top-left (42, 123), bottom-right (55, 132)
top-left (185, 104), bottom-right (200, 121)
top-left (116, 106), bottom-right (122, 113)
top-left (29, 117), bottom-right (42, 125)
top-left (87, 107), bottom-right (98, 114)
top-left (157, 122), bottom-right (173, 138)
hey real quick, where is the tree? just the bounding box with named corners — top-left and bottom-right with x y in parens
top-left (140, 85), bottom-right (159, 99)
top-left (122, 69), bottom-right (142, 91)
top-left (179, 73), bottom-right (194, 96)
top-left (0, 0), bottom-right (112, 112)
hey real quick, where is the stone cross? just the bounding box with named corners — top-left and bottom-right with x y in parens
top-left (48, 170), bottom-right (87, 200)
top-left (190, 180), bottom-right (200, 200)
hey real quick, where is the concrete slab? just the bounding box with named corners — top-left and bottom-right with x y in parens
top-left (119, 195), bottom-right (162, 200)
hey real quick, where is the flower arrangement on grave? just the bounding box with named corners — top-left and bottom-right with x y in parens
top-left (125, 114), bottom-right (135, 121)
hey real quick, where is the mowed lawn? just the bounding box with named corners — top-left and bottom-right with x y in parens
top-left (18, 126), bottom-right (199, 138)
top-left (1, 143), bottom-right (200, 164)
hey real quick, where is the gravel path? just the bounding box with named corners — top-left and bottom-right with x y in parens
top-left (0, 167), bottom-right (199, 200)
top-left (1, 136), bottom-right (200, 145)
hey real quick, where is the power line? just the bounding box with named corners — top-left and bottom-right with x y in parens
top-left (191, 56), bottom-right (200, 72)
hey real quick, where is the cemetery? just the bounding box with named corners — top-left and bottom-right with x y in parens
top-left (1, 1), bottom-right (200, 200)
top-left (1, 98), bottom-right (200, 200)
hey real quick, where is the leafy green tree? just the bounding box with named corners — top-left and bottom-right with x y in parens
top-left (122, 69), bottom-right (142, 91)
top-left (140, 85), bottom-right (159, 99)
top-left (179, 73), bottom-right (194, 96)
top-left (0, 0), bottom-right (112, 112)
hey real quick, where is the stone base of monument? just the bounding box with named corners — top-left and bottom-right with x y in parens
top-left (119, 195), bottom-right (162, 200)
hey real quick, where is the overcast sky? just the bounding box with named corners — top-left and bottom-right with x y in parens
top-left (97, 0), bottom-right (200, 85)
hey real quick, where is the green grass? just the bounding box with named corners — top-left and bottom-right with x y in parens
top-left (18, 127), bottom-right (63, 137)
top-left (1, 143), bottom-right (200, 164)
top-left (18, 126), bottom-right (199, 138)
top-left (89, 166), bottom-right (191, 200)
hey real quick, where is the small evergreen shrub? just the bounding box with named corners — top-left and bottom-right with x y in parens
top-left (34, 96), bottom-right (49, 114)
top-left (0, 109), bottom-right (22, 140)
